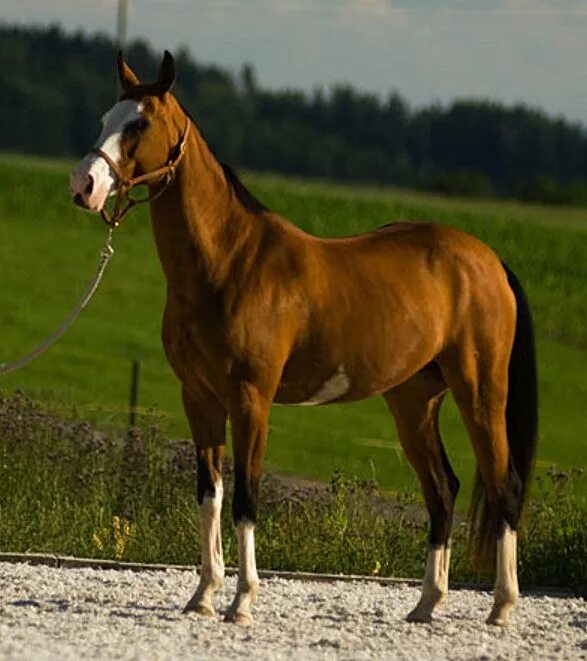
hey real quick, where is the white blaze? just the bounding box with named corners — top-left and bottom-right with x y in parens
top-left (70, 99), bottom-right (143, 211)
top-left (95, 99), bottom-right (144, 164)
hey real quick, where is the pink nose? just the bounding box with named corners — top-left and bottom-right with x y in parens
top-left (70, 172), bottom-right (95, 209)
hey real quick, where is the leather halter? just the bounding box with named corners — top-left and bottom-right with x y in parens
top-left (91, 120), bottom-right (191, 228)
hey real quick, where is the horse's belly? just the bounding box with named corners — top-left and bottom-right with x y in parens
top-left (274, 362), bottom-right (353, 405)
top-left (274, 350), bottom-right (422, 406)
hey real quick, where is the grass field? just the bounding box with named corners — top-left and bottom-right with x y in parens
top-left (3, 393), bottom-right (585, 589)
top-left (0, 152), bottom-right (586, 505)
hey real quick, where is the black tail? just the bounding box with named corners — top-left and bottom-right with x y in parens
top-left (470, 261), bottom-right (538, 568)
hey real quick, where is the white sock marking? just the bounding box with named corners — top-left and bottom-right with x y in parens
top-left (198, 481), bottom-right (224, 594)
top-left (230, 521), bottom-right (258, 618)
top-left (422, 545), bottom-right (450, 598)
top-left (495, 523), bottom-right (519, 603)
top-left (406, 544), bottom-right (451, 621)
top-left (237, 521), bottom-right (258, 589)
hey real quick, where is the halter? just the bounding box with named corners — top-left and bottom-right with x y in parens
top-left (91, 119), bottom-right (191, 228)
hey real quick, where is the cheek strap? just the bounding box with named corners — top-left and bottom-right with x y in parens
top-left (90, 119), bottom-right (190, 228)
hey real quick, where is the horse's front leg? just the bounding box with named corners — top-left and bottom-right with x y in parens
top-left (225, 381), bottom-right (271, 625)
top-left (181, 385), bottom-right (227, 617)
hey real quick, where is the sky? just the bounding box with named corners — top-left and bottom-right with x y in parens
top-left (1, 0), bottom-right (587, 126)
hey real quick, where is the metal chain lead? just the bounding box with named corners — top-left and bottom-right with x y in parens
top-left (0, 228), bottom-right (115, 376)
top-left (0, 118), bottom-right (190, 374)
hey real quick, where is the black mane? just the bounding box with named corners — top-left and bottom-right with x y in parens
top-left (221, 163), bottom-right (268, 215)
top-left (176, 102), bottom-right (268, 215)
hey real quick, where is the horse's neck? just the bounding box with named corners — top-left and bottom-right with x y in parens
top-left (150, 128), bottom-right (261, 300)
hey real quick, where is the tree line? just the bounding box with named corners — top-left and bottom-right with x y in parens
top-left (2, 24), bottom-right (587, 205)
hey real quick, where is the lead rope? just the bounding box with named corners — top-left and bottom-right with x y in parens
top-left (0, 228), bottom-right (115, 376)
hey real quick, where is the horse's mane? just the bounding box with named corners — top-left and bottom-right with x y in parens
top-left (220, 163), bottom-right (268, 215)
top-left (177, 102), bottom-right (268, 215)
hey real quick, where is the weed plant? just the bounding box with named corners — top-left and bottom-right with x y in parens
top-left (1, 393), bottom-right (584, 594)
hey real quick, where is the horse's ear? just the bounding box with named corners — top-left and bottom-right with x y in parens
top-left (156, 50), bottom-right (175, 93)
top-left (117, 51), bottom-right (140, 90)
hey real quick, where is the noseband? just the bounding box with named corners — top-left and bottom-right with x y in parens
top-left (91, 120), bottom-right (191, 228)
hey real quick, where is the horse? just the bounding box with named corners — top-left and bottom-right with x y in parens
top-left (70, 51), bottom-right (537, 627)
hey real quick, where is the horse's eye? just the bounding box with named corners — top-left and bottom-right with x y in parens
top-left (128, 117), bottom-right (149, 133)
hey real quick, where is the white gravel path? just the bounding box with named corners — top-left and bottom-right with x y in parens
top-left (0, 562), bottom-right (585, 660)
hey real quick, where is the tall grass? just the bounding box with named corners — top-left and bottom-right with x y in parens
top-left (1, 154), bottom-right (586, 499)
top-left (1, 393), bottom-right (584, 592)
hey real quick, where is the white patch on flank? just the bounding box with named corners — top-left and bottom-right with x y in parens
top-left (297, 364), bottom-right (350, 406)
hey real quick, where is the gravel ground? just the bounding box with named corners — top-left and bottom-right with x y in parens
top-left (0, 562), bottom-right (585, 660)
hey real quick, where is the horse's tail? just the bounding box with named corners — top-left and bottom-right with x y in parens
top-left (469, 261), bottom-right (538, 568)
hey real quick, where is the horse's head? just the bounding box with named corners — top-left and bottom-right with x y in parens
top-left (70, 51), bottom-right (184, 214)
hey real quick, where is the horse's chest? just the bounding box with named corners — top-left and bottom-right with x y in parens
top-left (161, 310), bottom-right (223, 382)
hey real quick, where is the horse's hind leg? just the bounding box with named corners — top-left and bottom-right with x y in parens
top-left (384, 365), bottom-right (459, 623)
top-left (439, 339), bottom-right (519, 626)
top-left (225, 380), bottom-right (273, 626)
top-left (181, 384), bottom-right (227, 617)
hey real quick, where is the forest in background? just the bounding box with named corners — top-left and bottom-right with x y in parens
top-left (2, 23), bottom-right (587, 205)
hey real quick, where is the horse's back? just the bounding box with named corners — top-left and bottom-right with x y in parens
top-left (307, 220), bottom-right (509, 313)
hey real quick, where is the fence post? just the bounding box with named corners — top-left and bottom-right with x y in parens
top-left (129, 359), bottom-right (141, 429)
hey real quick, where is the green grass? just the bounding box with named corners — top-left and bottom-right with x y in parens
top-left (0, 152), bottom-right (586, 506)
top-left (1, 393), bottom-right (585, 591)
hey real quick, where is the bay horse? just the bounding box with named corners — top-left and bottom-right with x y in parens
top-left (70, 52), bottom-right (537, 627)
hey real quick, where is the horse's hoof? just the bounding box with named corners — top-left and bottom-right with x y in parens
top-left (406, 605), bottom-right (433, 623)
top-left (486, 610), bottom-right (510, 627)
top-left (183, 601), bottom-right (215, 617)
top-left (225, 610), bottom-right (253, 626)
top-left (486, 616), bottom-right (508, 627)
top-left (486, 600), bottom-right (514, 627)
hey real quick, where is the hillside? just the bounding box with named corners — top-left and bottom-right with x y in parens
top-left (0, 153), bottom-right (586, 501)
